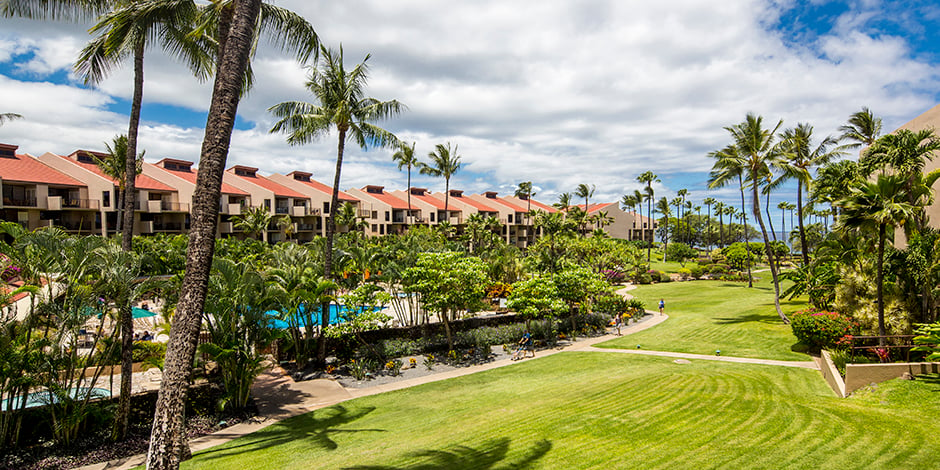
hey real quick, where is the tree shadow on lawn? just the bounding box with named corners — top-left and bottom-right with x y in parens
top-left (343, 437), bottom-right (552, 470)
top-left (712, 313), bottom-right (780, 325)
top-left (194, 405), bottom-right (383, 462)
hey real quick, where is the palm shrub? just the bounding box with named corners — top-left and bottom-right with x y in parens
top-left (789, 308), bottom-right (859, 351)
top-left (912, 322), bottom-right (940, 361)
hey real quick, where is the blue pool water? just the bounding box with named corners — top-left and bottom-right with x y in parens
top-left (266, 304), bottom-right (380, 329)
top-left (1, 387), bottom-right (111, 411)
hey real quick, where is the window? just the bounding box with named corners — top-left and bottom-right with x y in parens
top-left (430, 212), bottom-right (435, 222)
top-left (372, 211), bottom-right (377, 219)
top-left (380, 225), bottom-right (385, 235)
top-left (323, 202), bottom-right (330, 213)
top-left (102, 191), bottom-right (110, 208)
top-left (372, 224), bottom-right (378, 232)
top-left (385, 211), bottom-right (390, 221)
top-left (264, 199), bottom-right (271, 210)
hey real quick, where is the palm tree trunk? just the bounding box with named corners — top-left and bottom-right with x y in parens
top-left (797, 180), bottom-right (809, 266)
top-left (877, 223), bottom-right (886, 346)
top-left (321, 127), bottom-right (346, 365)
top-left (752, 185), bottom-right (787, 323)
top-left (443, 179), bottom-right (449, 225)
top-left (114, 36), bottom-right (145, 443)
top-left (718, 212), bottom-right (723, 248)
top-left (646, 185), bottom-right (652, 263)
top-left (146, 2), bottom-right (261, 468)
top-left (406, 167), bottom-right (412, 223)
top-left (765, 192), bottom-right (776, 243)
top-left (739, 176), bottom-right (752, 288)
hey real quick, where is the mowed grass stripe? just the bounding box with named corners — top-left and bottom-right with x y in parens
top-left (182, 353), bottom-right (940, 469)
top-left (599, 277), bottom-right (810, 361)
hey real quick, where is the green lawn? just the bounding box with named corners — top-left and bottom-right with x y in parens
top-left (598, 276), bottom-right (809, 361)
top-left (183, 353), bottom-right (940, 469)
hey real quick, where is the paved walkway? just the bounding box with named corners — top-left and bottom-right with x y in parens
top-left (79, 285), bottom-right (816, 469)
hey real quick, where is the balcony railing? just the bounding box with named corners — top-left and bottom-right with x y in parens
top-left (357, 209), bottom-right (371, 218)
top-left (153, 222), bottom-right (183, 231)
top-left (62, 198), bottom-right (100, 210)
top-left (161, 201), bottom-right (189, 212)
top-left (3, 197), bottom-right (37, 207)
top-left (275, 206), bottom-right (290, 214)
top-left (59, 220), bottom-right (101, 231)
top-left (296, 223), bottom-right (316, 231)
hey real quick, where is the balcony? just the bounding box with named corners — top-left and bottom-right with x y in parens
top-left (308, 208), bottom-right (321, 216)
top-left (275, 206), bottom-right (290, 214)
top-left (449, 215), bottom-right (463, 225)
top-left (296, 223), bottom-right (316, 231)
top-left (291, 206), bottom-right (307, 217)
top-left (219, 222), bottom-right (233, 233)
top-left (161, 201), bottom-right (189, 212)
top-left (59, 220), bottom-right (100, 232)
top-left (357, 209), bottom-right (371, 218)
top-left (135, 221), bottom-right (154, 234)
top-left (3, 197), bottom-right (37, 207)
top-left (153, 222), bottom-right (183, 232)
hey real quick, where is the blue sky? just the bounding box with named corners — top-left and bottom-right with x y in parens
top-left (1, 0), bottom-right (938, 225)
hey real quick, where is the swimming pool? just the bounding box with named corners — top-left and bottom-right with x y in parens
top-left (265, 304), bottom-right (381, 329)
top-left (1, 387), bottom-right (111, 411)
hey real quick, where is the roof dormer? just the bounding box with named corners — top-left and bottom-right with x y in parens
top-left (484, 191), bottom-right (498, 199)
top-left (0, 143), bottom-right (17, 159)
top-left (231, 165), bottom-right (258, 177)
top-left (365, 185), bottom-right (384, 194)
top-left (158, 158), bottom-right (193, 172)
top-left (449, 189), bottom-right (463, 197)
top-left (409, 187), bottom-right (427, 196)
top-left (289, 171), bottom-right (312, 182)
top-left (69, 149), bottom-right (108, 164)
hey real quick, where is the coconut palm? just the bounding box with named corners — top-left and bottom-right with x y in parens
top-left (554, 192), bottom-right (572, 212)
top-left (231, 205), bottom-right (271, 241)
top-left (811, 159), bottom-right (863, 220)
top-left (419, 143), bottom-right (461, 224)
top-left (636, 171), bottom-right (659, 262)
top-left (777, 123), bottom-right (847, 265)
top-left (837, 174), bottom-right (926, 344)
top-left (839, 106), bottom-right (882, 156)
top-left (268, 45), bottom-right (404, 365)
top-left (148, 1), bottom-right (263, 467)
top-left (0, 112), bottom-right (21, 126)
top-left (392, 141), bottom-right (418, 222)
top-left (703, 197), bottom-right (716, 249)
top-left (514, 181), bottom-right (535, 224)
top-left (719, 114), bottom-right (788, 321)
top-left (861, 129), bottom-right (940, 232)
top-left (713, 201), bottom-right (725, 248)
top-left (708, 144), bottom-right (754, 288)
top-left (656, 196), bottom-right (671, 260)
top-left (575, 183), bottom-right (595, 211)
top-left (676, 188), bottom-right (688, 243)
top-left (90, 135), bottom-right (144, 234)
top-left (777, 201), bottom-right (790, 242)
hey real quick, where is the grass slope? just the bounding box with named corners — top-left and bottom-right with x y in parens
top-left (597, 277), bottom-right (809, 361)
top-left (183, 353), bottom-right (940, 469)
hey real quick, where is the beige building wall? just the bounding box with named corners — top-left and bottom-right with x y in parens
top-left (36, 151), bottom-right (117, 236)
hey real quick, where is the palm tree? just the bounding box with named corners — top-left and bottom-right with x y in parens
top-left (714, 201), bottom-right (724, 248)
top-left (778, 123), bottom-right (846, 265)
top-left (838, 174), bottom-right (926, 345)
top-left (839, 106), bottom-right (882, 156)
top-left (656, 196), bottom-right (671, 260)
top-left (0, 112), bottom-right (22, 126)
top-left (720, 113), bottom-right (787, 321)
top-left (575, 183), bottom-right (595, 211)
top-left (777, 201), bottom-right (790, 243)
top-left (636, 171), bottom-right (659, 262)
top-left (621, 192), bottom-right (640, 241)
top-left (392, 141), bottom-right (418, 222)
top-left (232, 205), bottom-right (272, 241)
top-left (811, 159), bottom-right (863, 220)
top-left (514, 181), bottom-right (535, 224)
top-left (90, 135), bottom-right (143, 235)
top-left (419, 143), bottom-right (461, 224)
top-left (676, 188), bottom-right (688, 243)
top-left (75, 0), bottom-right (206, 252)
top-left (268, 45), bottom-right (403, 365)
top-left (147, 1), bottom-right (263, 467)
top-left (861, 129), bottom-right (940, 232)
top-left (708, 144), bottom-right (754, 288)
top-left (554, 192), bottom-right (572, 212)
top-left (276, 214), bottom-right (294, 241)
top-left (703, 197), bottom-right (716, 250)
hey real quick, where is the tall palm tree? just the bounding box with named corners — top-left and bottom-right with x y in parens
top-left (621, 192), bottom-right (639, 241)
top-left (514, 181), bottom-right (535, 224)
top-left (777, 201), bottom-right (790, 243)
top-left (0, 112), bottom-right (22, 126)
top-left (75, 0), bottom-right (206, 252)
top-left (554, 192), bottom-right (572, 212)
top-left (838, 174), bottom-right (926, 345)
top-left (636, 171), bottom-right (659, 262)
top-left (721, 113), bottom-right (787, 321)
top-left (419, 142), bottom-right (461, 224)
top-left (708, 144), bottom-right (753, 288)
top-left (269, 45), bottom-right (404, 365)
top-left (839, 106), bottom-right (882, 156)
top-left (861, 129), bottom-right (940, 232)
top-left (656, 196), bottom-right (671, 260)
top-left (703, 197), bottom-right (716, 250)
top-left (575, 183), bottom-right (595, 211)
top-left (392, 141), bottom-right (418, 222)
top-left (147, 1), bottom-right (263, 467)
top-left (713, 201), bottom-right (724, 248)
top-left (676, 188), bottom-right (688, 243)
top-left (811, 159), bottom-right (863, 220)
top-left (90, 135), bottom-right (143, 235)
top-left (777, 123), bottom-right (846, 265)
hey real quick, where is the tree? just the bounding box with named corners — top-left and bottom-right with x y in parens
top-left (811, 159), bottom-right (862, 221)
top-left (575, 183), bottom-right (595, 211)
top-left (708, 144), bottom-right (754, 287)
top-left (677, 188), bottom-right (688, 243)
top-left (90, 135), bottom-right (144, 235)
top-left (0, 112), bottom-right (22, 126)
top-left (703, 197), bottom-right (716, 250)
top-left (554, 192), bottom-right (572, 212)
top-left (514, 181), bottom-right (535, 224)
top-left (721, 114), bottom-right (787, 321)
top-left (419, 142), bottom-right (461, 224)
top-left (269, 45), bottom-right (404, 365)
top-left (861, 129), bottom-right (940, 232)
top-left (714, 201), bottom-right (725, 248)
top-left (838, 174), bottom-right (926, 345)
top-left (276, 214), bottom-right (294, 241)
top-left (147, 1), bottom-right (263, 467)
top-left (777, 123), bottom-right (847, 265)
top-left (335, 201), bottom-right (367, 234)
top-left (636, 171), bottom-right (659, 262)
top-left (392, 141), bottom-right (418, 222)
top-left (839, 106), bottom-right (882, 156)
top-left (231, 204), bottom-right (272, 241)
top-left (656, 196), bottom-right (671, 260)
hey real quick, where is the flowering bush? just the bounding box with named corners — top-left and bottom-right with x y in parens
top-left (790, 308), bottom-right (859, 351)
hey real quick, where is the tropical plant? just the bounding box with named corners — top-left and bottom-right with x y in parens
top-left (269, 45), bottom-right (403, 365)
top-left (276, 214), bottom-right (294, 240)
top-left (515, 181), bottom-right (535, 224)
top-left (89, 135), bottom-right (144, 235)
top-left (327, 284), bottom-right (391, 360)
top-left (656, 196), bottom-right (671, 259)
top-left (838, 106), bottom-right (882, 155)
top-left (837, 173), bottom-right (926, 345)
top-left (789, 308), bottom-right (858, 351)
top-left (636, 171), bottom-right (659, 261)
top-left (419, 142), bottom-right (461, 224)
top-left (392, 141), bottom-right (419, 221)
top-left (506, 276), bottom-right (567, 328)
top-left (231, 205), bottom-right (272, 241)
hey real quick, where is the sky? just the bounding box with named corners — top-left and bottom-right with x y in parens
top-left (1, 0), bottom-right (939, 222)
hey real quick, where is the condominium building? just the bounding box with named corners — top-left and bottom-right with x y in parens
top-left (224, 165), bottom-right (317, 243)
top-left (577, 202), bottom-right (656, 242)
top-left (346, 185), bottom-right (412, 236)
top-left (267, 170), bottom-right (361, 238)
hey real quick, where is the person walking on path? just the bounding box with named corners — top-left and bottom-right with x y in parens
top-left (658, 299), bottom-right (665, 316)
top-left (613, 313), bottom-right (623, 335)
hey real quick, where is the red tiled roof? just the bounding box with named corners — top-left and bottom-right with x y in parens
top-left (228, 169), bottom-right (308, 199)
top-left (411, 191), bottom-right (457, 211)
top-left (0, 153), bottom-right (85, 186)
top-left (583, 202), bottom-right (616, 213)
top-left (150, 162), bottom-right (249, 196)
top-left (446, 193), bottom-right (500, 213)
top-left (293, 177), bottom-right (358, 202)
top-left (480, 193), bottom-right (527, 212)
top-left (360, 187), bottom-right (410, 210)
top-left (59, 153), bottom-right (174, 191)
top-left (524, 197), bottom-right (557, 213)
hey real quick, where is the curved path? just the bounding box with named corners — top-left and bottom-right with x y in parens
top-left (79, 285), bottom-right (815, 469)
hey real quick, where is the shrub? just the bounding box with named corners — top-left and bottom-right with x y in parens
top-left (707, 264), bottom-right (728, 275)
top-left (637, 273), bottom-right (653, 285)
top-left (594, 293), bottom-right (630, 315)
top-left (647, 269), bottom-right (661, 280)
top-left (689, 264), bottom-right (704, 279)
top-left (601, 269), bottom-right (625, 284)
top-left (790, 309), bottom-right (858, 351)
top-left (658, 272), bottom-right (671, 283)
top-left (132, 341), bottom-right (167, 363)
top-left (677, 268), bottom-right (692, 280)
